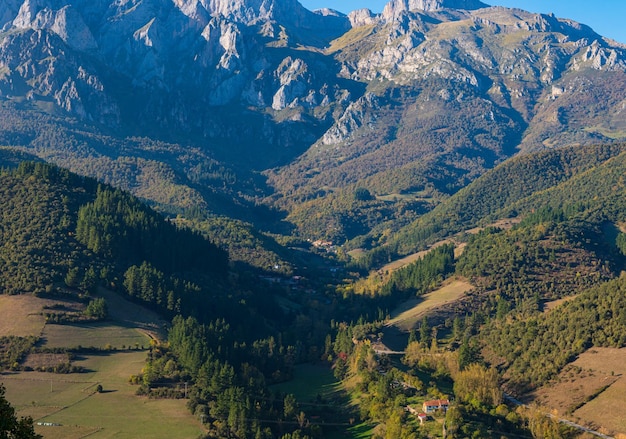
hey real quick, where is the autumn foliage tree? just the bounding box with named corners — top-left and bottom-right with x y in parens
top-left (452, 363), bottom-right (502, 409)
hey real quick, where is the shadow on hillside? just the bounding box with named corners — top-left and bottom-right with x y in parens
top-left (380, 325), bottom-right (409, 353)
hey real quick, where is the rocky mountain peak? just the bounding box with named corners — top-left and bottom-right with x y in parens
top-left (348, 8), bottom-right (377, 27)
top-left (382, 0), bottom-right (488, 20)
top-left (12, 0), bottom-right (98, 51)
top-left (0, 0), bottom-right (625, 194)
top-left (202, 0), bottom-right (283, 24)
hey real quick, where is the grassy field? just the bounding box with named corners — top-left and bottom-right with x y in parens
top-left (271, 363), bottom-right (338, 402)
top-left (0, 295), bottom-right (49, 337)
top-left (3, 352), bottom-right (204, 438)
top-left (41, 323), bottom-right (150, 350)
top-left (531, 348), bottom-right (626, 437)
top-left (380, 239), bottom-right (454, 273)
top-left (583, 125), bottom-right (626, 140)
top-left (572, 348), bottom-right (626, 436)
top-left (327, 24), bottom-right (375, 53)
top-left (543, 295), bottom-right (579, 312)
top-left (0, 292), bottom-right (203, 438)
top-left (386, 278), bottom-right (473, 332)
top-left (271, 364), bottom-right (374, 439)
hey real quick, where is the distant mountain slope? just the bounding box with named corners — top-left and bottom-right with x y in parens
top-left (382, 143), bottom-right (626, 258)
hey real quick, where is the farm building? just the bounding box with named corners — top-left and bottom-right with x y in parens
top-left (422, 399), bottom-right (450, 414)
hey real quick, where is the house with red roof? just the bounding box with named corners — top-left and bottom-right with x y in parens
top-left (422, 399), bottom-right (450, 414)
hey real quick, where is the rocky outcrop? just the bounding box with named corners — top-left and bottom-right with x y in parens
top-left (0, 28), bottom-right (119, 125)
top-left (13, 1), bottom-right (98, 51)
top-left (348, 9), bottom-right (376, 27)
top-left (321, 93), bottom-right (379, 145)
top-left (0, 0), bottom-right (350, 137)
top-left (0, 0), bottom-right (23, 29)
top-left (381, 0), bottom-right (487, 21)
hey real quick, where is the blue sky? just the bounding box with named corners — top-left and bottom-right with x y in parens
top-left (299, 1), bottom-right (626, 43)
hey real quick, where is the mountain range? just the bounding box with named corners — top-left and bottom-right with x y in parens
top-left (1, 0), bottom-right (626, 255)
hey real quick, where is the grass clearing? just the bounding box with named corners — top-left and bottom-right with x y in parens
top-left (345, 422), bottom-right (375, 439)
top-left (531, 348), bottom-right (626, 436)
top-left (0, 295), bottom-right (48, 337)
top-left (0, 291), bottom-right (202, 438)
top-left (41, 323), bottom-right (150, 350)
top-left (381, 239), bottom-right (454, 273)
top-left (387, 278), bottom-right (473, 331)
top-left (348, 248), bottom-right (366, 259)
top-left (3, 351), bottom-right (204, 439)
top-left (97, 288), bottom-right (167, 339)
top-left (375, 191), bottom-right (433, 203)
top-left (33, 425), bottom-right (101, 439)
top-left (272, 365), bottom-right (372, 438)
top-left (271, 363), bottom-right (337, 402)
top-left (2, 373), bottom-right (93, 413)
top-left (583, 126), bottom-right (626, 140)
top-left (23, 352), bottom-right (70, 370)
top-left (572, 348), bottom-right (626, 435)
top-left (327, 24), bottom-right (375, 53)
top-left (543, 295), bottom-right (579, 312)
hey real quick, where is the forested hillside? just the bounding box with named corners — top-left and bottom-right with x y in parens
top-left (5, 144), bottom-right (626, 438)
top-left (360, 143), bottom-right (626, 267)
top-left (1, 0), bottom-right (626, 436)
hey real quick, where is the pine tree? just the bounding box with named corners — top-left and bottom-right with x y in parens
top-left (0, 384), bottom-right (42, 439)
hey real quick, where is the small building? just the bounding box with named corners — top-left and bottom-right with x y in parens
top-left (406, 406), bottom-right (430, 424)
top-left (422, 399), bottom-right (450, 414)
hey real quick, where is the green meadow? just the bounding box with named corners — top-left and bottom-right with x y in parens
top-left (0, 293), bottom-right (203, 438)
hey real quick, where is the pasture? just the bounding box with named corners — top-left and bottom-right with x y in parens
top-left (0, 295), bottom-right (49, 337)
top-left (271, 363), bottom-right (337, 402)
top-left (0, 292), bottom-right (203, 438)
top-left (271, 364), bottom-right (373, 439)
top-left (2, 351), bottom-right (204, 439)
top-left (531, 348), bottom-right (626, 437)
top-left (386, 278), bottom-right (473, 332)
top-left (41, 323), bottom-right (150, 350)
top-left (380, 239), bottom-right (453, 273)
top-left (572, 348), bottom-right (626, 436)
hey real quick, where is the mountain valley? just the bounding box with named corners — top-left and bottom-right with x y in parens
top-left (0, 0), bottom-right (626, 438)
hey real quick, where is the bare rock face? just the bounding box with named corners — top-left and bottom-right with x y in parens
top-left (583, 40), bottom-right (625, 70)
top-left (348, 8), bottom-right (376, 27)
top-left (321, 93), bottom-right (380, 145)
top-left (204, 0), bottom-right (285, 23)
top-left (272, 57), bottom-right (310, 110)
top-left (0, 0), bottom-right (351, 136)
top-left (382, 0), bottom-right (487, 21)
top-left (0, 28), bottom-right (119, 125)
top-left (13, 1), bottom-right (98, 51)
top-left (0, 0), bottom-right (23, 29)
